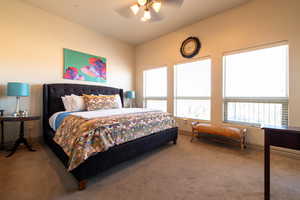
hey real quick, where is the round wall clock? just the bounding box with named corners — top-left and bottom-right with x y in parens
top-left (180, 37), bottom-right (201, 58)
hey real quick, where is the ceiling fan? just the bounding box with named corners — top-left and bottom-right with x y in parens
top-left (116, 0), bottom-right (184, 22)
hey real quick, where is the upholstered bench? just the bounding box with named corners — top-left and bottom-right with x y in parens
top-left (191, 122), bottom-right (247, 149)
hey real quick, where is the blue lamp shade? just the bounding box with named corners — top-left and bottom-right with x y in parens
top-left (125, 91), bottom-right (135, 99)
top-left (7, 82), bottom-right (30, 97)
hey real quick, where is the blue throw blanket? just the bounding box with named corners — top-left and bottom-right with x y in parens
top-left (54, 112), bottom-right (73, 130)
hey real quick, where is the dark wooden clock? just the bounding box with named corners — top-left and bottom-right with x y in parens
top-left (180, 37), bottom-right (201, 58)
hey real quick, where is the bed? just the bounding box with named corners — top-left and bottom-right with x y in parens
top-left (43, 83), bottom-right (178, 190)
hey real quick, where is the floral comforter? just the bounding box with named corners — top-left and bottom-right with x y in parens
top-left (53, 110), bottom-right (176, 171)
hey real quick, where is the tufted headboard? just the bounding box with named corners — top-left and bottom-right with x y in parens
top-left (43, 83), bottom-right (124, 135)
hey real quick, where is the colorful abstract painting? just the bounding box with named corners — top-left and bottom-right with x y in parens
top-left (63, 48), bottom-right (107, 83)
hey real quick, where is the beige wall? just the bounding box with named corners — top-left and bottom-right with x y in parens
top-left (0, 0), bottom-right (135, 142)
top-left (135, 0), bottom-right (300, 146)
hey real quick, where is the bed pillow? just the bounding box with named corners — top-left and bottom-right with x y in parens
top-left (115, 95), bottom-right (123, 108)
top-left (98, 94), bottom-right (122, 108)
top-left (70, 94), bottom-right (86, 111)
top-left (61, 95), bottom-right (73, 112)
top-left (83, 94), bottom-right (119, 111)
top-left (61, 94), bottom-right (86, 111)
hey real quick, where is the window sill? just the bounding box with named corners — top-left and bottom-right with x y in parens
top-left (222, 120), bottom-right (262, 129)
top-left (175, 116), bottom-right (211, 122)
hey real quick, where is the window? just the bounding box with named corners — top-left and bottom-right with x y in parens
top-left (143, 67), bottom-right (167, 112)
top-left (174, 58), bottom-right (211, 120)
top-left (223, 44), bottom-right (288, 126)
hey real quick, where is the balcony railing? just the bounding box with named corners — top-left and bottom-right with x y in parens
top-left (224, 97), bottom-right (288, 126)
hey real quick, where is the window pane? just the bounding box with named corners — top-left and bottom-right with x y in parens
top-left (224, 45), bottom-right (288, 97)
top-left (175, 100), bottom-right (210, 120)
top-left (144, 67), bottom-right (167, 97)
top-left (146, 100), bottom-right (167, 112)
top-left (226, 102), bottom-right (284, 126)
top-left (175, 59), bottom-right (211, 97)
top-left (174, 59), bottom-right (211, 120)
top-left (223, 44), bottom-right (289, 126)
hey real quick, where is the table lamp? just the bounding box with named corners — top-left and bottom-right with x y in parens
top-left (125, 91), bottom-right (135, 108)
top-left (7, 82), bottom-right (30, 117)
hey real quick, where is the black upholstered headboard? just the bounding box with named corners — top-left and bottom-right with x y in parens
top-left (43, 83), bottom-right (124, 133)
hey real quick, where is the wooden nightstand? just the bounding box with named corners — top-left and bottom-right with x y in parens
top-left (0, 115), bottom-right (40, 157)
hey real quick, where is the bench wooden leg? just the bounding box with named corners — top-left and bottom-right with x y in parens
top-left (191, 129), bottom-right (196, 142)
top-left (241, 129), bottom-right (247, 150)
top-left (241, 138), bottom-right (244, 150)
top-left (241, 136), bottom-right (246, 150)
top-left (78, 180), bottom-right (87, 190)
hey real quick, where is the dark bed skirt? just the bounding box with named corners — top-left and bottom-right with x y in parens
top-left (44, 127), bottom-right (178, 182)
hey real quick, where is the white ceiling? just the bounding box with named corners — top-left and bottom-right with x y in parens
top-left (21, 0), bottom-right (250, 45)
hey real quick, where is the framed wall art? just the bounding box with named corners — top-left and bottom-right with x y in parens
top-left (63, 48), bottom-right (107, 83)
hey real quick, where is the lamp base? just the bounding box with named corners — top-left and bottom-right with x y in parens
top-left (12, 112), bottom-right (21, 117)
top-left (12, 110), bottom-right (28, 117)
top-left (13, 96), bottom-right (21, 117)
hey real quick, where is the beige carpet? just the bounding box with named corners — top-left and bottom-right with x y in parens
top-left (1, 134), bottom-right (300, 200)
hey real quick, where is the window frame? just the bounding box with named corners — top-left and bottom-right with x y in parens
top-left (222, 42), bottom-right (289, 126)
top-left (143, 66), bottom-right (168, 112)
top-left (173, 57), bottom-right (212, 121)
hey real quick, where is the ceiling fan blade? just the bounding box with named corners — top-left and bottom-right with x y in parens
top-left (164, 0), bottom-right (184, 8)
top-left (115, 4), bottom-right (136, 18)
top-left (148, 8), bottom-right (164, 22)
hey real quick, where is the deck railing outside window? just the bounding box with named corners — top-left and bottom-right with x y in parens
top-left (224, 98), bottom-right (288, 126)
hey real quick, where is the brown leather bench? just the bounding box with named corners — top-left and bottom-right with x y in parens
top-left (191, 122), bottom-right (247, 149)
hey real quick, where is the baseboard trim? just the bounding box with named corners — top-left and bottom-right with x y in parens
top-left (248, 143), bottom-right (300, 160)
top-left (180, 130), bottom-right (192, 136)
top-left (181, 130), bottom-right (300, 160)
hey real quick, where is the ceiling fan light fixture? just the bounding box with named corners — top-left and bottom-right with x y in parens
top-left (137, 0), bottom-right (147, 6)
top-left (143, 9), bottom-right (151, 20)
top-left (152, 1), bottom-right (161, 13)
top-left (130, 4), bottom-right (140, 15)
top-left (141, 17), bottom-right (148, 22)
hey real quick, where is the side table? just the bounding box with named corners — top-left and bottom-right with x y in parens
top-left (262, 125), bottom-right (300, 200)
top-left (0, 115), bottom-right (40, 157)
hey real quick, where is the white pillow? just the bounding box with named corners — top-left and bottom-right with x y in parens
top-left (61, 95), bottom-right (73, 112)
top-left (61, 94), bottom-right (86, 112)
top-left (70, 94), bottom-right (86, 111)
top-left (115, 95), bottom-right (122, 108)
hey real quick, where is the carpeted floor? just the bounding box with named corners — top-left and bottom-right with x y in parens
top-left (1, 134), bottom-right (300, 200)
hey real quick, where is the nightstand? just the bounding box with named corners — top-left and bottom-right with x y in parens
top-left (0, 115), bottom-right (40, 157)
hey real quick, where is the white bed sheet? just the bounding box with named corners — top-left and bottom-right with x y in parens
top-left (49, 108), bottom-right (161, 130)
top-left (72, 108), bottom-right (160, 119)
